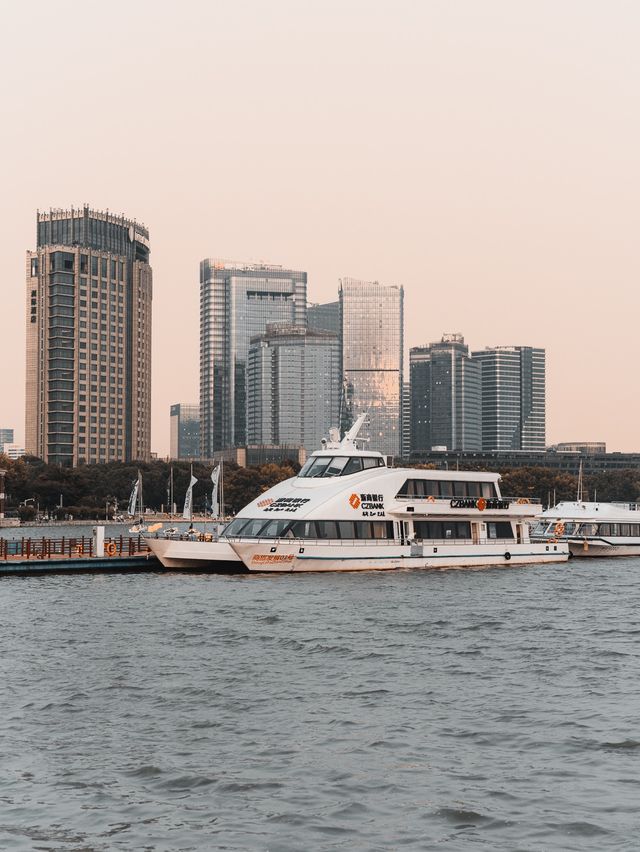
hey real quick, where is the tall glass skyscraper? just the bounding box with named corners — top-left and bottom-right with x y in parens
top-left (25, 207), bottom-right (152, 465)
top-left (472, 346), bottom-right (546, 451)
top-left (247, 325), bottom-right (340, 453)
top-left (410, 334), bottom-right (482, 453)
top-left (339, 278), bottom-right (403, 457)
top-left (200, 260), bottom-right (307, 456)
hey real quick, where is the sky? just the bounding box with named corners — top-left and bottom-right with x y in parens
top-left (1, 0), bottom-right (639, 454)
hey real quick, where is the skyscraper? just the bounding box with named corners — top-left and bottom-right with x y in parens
top-left (169, 404), bottom-right (201, 460)
top-left (25, 207), bottom-right (152, 465)
top-left (410, 334), bottom-right (482, 453)
top-left (472, 346), bottom-right (546, 451)
top-left (200, 260), bottom-right (307, 456)
top-left (339, 278), bottom-right (403, 457)
top-left (247, 324), bottom-right (340, 453)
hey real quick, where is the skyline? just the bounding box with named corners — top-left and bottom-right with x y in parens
top-left (2, 1), bottom-right (640, 453)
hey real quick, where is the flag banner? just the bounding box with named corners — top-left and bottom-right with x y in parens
top-left (183, 474), bottom-right (198, 520)
top-left (211, 465), bottom-right (221, 518)
top-left (127, 478), bottom-right (139, 517)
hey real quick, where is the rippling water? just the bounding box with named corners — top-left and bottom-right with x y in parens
top-left (2, 559), bottom-right (640, 851)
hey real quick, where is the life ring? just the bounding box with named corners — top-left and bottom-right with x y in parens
top-left (426, 495), bottom-right (435, 503)
top-left (504, 551), bottom-right (512, 561)
top-left (476, 498), bottom-right (487, 511)
top-left (105, 542), bottom-right (116, 557)
top-left (554, 522), bottom-right (566, 536)
top-left (516, 498), bottom-right (530, 505)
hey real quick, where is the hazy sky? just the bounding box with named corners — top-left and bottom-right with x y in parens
top-left (2, 0), bottom-right (639, 454)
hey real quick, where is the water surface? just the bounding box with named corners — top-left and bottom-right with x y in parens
top-left (2, 559), bottom-right (640, 850)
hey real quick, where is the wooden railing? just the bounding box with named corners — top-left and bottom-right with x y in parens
top-left (0, 535), bottom-right (150, 561)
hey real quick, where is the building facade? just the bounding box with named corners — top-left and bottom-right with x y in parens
top-left (25, 207), bottom-right (152, 465)
top-left (340, 278), bottom-right (403, 457)
top-left (308, 301), bottom-right (340, 337)
top-left (472, 346), bottom-right (546, 451)
top-left (0, 429), bottom-right (14, 447)
top-left (169, 404), bottom-right (201, 460)
top-left (410, 334), bottom-right (482, 453)
top-left (200, 260), bottom-right (307, 456)
top-left (247, 324), bottom-right (340, 453)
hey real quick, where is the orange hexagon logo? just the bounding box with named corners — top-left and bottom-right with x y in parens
top-left (349, 493), bottom-right (361, 510)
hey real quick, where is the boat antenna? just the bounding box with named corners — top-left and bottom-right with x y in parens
top-left (340, 411), bottom-right (369, 449)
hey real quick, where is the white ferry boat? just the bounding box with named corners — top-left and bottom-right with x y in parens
top-left (532, 501), bottom-right (640, 557)
top-left (224, 416), bottom-right (568, 573)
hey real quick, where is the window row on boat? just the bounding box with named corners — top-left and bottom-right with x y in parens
top-left (298, 456), bottom-right (386, 478)
top-left (224, 518), bottom-right (395, 539)
top-left (396, 479), bottom-right (497, 499)
top-left (412, 521), bottom-right (515, 540)
top-left (535, 522), bottom-right (640, 537)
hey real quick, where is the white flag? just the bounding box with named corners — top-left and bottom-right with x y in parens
top-left (211, 465), bottom-right (221, 517)
top-left (127, 477), bottom-right (139, 517)
top-left (182, 474), bottom-right (198, 520)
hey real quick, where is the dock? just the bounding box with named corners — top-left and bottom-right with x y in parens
top-left (0, 535), bottom-right (161, 576)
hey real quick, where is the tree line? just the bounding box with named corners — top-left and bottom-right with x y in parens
top-left (2, 454), bottom-right (639, 521)
top-left (0, 455), bottom-right (300, 520)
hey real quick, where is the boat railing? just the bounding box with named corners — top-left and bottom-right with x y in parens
top-left (227, 536), bottom-right (519, 547)
top-left (610, 502), bottom-right (640, 511)
top-left (393, 495), bottom-right (541, 506)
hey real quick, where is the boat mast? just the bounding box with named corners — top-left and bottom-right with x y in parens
top-left (577, 460), bottom-right (584, 502)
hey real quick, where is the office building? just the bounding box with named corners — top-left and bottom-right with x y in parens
top-left (25, 206), bottom-right (152, 465)
top-left (247, 324), bottom-right (340, 453)
top-left (340, 278), bottom-right (403, 457)
top-left (308, 300), bottom-right (340, 337)
top-left (200, 259), bottom-right (307, 456)
top-left (169, 404), bottom-right (201, 460)
top-left (410, 334), bottom-right (482, 453)
top-left (0, 429), bottom-right (14, 448)
top-left (1, 444), bottom-right (25, 460)
top-left (472, 346), bottom-right (546, 451)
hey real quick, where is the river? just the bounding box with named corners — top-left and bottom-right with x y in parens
top-left (1, 558), bottom-right (639, 850)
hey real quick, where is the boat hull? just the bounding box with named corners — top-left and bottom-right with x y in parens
top-left (567, 539), bottom-right (640, 558)
top-left (229, 540), bottom-right (568, 573)
top-left (145, 537), bottom-right (246, 572)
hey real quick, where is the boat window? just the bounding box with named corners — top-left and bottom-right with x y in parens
top-left (338, 521), bottom-right (356, 539)
top-left (222, 518), bottom-right (250, 536)
top-left (306, 457), bottom-right (331, 477)
top-left (298, 458), bottom-right (315, 477)
top-left (260, 520), bottom-right (294, 538)
top-left (487, 522), bottom-right (514, 540)
top-left (298, 455), bottom-right (384, 478)
top-left (362, 457), bottom-right (381, 469)
top-left (620, 524), bottom-right (630, 536)
top-left (481, 483), bottom-right (495, 499)
top-left (240, 519), bottom-right (270, 537)
top-left (325, 457), bottom-right (349, 477)
top-left (343, 457), bottom-right (363, 475)
top-left (599, 524), bottom-right (610, 536)
top-left (466, 481), bottom-right (481, 498)
top-left (439, 481), bottom-right (454, 497)
top-left (290, 520), bottom-right (319, 538)
top-left (452, 481), bottom-right (466, 497)
top-left (413, 521), bottom-right (471, 540)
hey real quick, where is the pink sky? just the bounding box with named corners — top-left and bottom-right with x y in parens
top-left (2, 0), bottom-right (639, 454)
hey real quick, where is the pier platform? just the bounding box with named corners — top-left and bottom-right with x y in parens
top-left (0, 535), bottom-right (161, 576)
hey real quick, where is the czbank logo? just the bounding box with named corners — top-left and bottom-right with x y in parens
top-left (349, 493), bottom-right (361, 510)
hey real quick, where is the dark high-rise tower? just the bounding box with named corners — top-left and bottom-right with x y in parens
top-left (25, 206), bottom-right (152, 465)
top-left (410, 334), bottom-right (482, 453)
